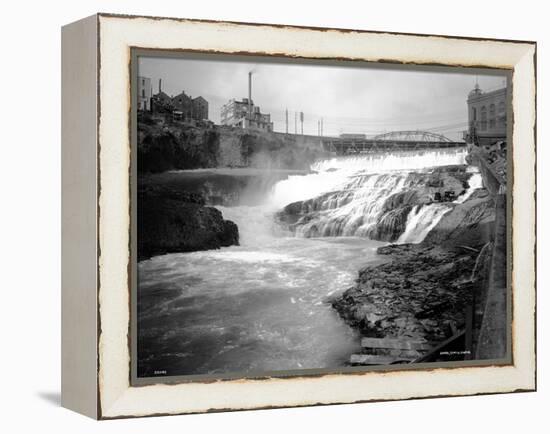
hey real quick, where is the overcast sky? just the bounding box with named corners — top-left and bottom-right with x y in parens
top-left (139, 55), bottom-right (507, 141)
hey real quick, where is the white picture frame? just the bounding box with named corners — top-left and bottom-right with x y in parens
top-left (61, 13), bottom-right (536, 419)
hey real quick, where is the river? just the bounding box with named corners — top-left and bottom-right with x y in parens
top-left (137, 148), bottom-right (476, 378)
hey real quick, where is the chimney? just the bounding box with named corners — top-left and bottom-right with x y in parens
top-left (248, 71), bottom-right (252, 126)
top-left (159, 78), bottom-right (162, 93)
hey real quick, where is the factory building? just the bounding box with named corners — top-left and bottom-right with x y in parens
top-left (220, 71), bottom-right (273, 132)
top-left (220, 98), bottom-right (273, 132)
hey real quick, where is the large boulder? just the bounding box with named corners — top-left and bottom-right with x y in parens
top-left (422, 189), bottom-right (495, 248)
top-left (138, 187), bottom-right (239, 260)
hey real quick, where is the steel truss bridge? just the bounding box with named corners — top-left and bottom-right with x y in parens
top-left (322, 130), bottom-right (466, 155)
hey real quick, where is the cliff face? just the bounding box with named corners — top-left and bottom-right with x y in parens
top-left (138, 186), bottom-right (239, 261)
top-left (138, 121), bottom-right (327, 173)
top-left (138, 125), bottom-right (220, 173)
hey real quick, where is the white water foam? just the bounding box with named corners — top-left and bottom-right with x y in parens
top-left (312, 149), bottom-right (467, 173)
top-left (397, 204), bottom-right (452, 244)
top-left (269, 149), bottom-right (467, 210)
top-left (454, 172), bottom-right (483, 204)
top-left (267, 148), bottom-right (477, 244)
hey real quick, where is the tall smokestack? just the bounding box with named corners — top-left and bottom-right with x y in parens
top-left (248, 71), bottom-right (252, 127)
top-left (159, 78), bottom-right (162, 93)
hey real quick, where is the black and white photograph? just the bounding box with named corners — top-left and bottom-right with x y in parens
top-left (134, 53), bottom-right (510, 380)
top-left (1, 0), bottom-right (544, 429)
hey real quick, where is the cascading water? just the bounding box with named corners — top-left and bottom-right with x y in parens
top-left (138, 148), bottom-right (481, 377)
top-left (311, 148), bottom-right (467, 173)
top-left (275, 148), bottom-right (479, 244)
top-left (396, 204), bottom-right (451, 244)
top-left (280, 172), bottom-right (426, 239)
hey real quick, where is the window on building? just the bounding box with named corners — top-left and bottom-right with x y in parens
top-left (480, 106), bottom-right (487, 131)
top-left (489, 104), bottom-right (495, 117)
top-left (472, 107), bottom-right (477, 121)
top-left (497, 101), bottom-right (506, 129)
top-left (489, 119), bottom-right (495, 129)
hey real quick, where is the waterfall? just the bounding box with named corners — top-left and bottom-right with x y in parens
top-left (396, 204), bottom-right (451, 244)
top-left (271, 148), bottom-right (478, 244)
top-left (454, 172), bottom-right (482, 204)
top-left (287, 172), bottom-right (421, 238)
top-left (311, 148), bottom-right (467, 172)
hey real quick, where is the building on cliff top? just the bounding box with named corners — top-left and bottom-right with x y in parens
top-left (191, 96), bottom-right (209, 122)
top-left (149, 78), bottom-right (209, 121)
top-left (220, 98), bottom-right (273, 132)
top-left (170, 91), bottom-right (209, 121)
top-left (465, 84), bottom-right (507, 147)
top-left (137, 76), bottom-right (152, 111)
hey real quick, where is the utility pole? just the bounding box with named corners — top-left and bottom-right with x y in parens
top-left (248, 71), bottom-right (253, 129)
top-left (321, 118), bottom-right (323, 137)
top-left (300, 111), bottom-right (304, 135)
top-left (295, 111), bottom-right (297, 134)
top-left (285, 108), bottom-right (288, 134)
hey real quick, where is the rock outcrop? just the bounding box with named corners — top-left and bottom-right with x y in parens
top-left (138, 120), bottom-right (327, 173)
top-left (329, 167), bottom-right (499, 359)
top-left (277, 165), bottom-right (472, 242)
top-left (331, 243), bottom-right (487, 345)
top-left (139, 168), bottom-right (307, 207)
top-left (422, 189), bottom-right (495, 247)
top-left (138, 124), bottom-right (220, 173)
top-left (138, 186), bottom-right (239, 261)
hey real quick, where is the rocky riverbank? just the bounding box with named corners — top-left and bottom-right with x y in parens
top-left (329, 173), bottom-right (497, 360)
top-left (331, 242), bottom-right (491, 345)
top-left (138, 185), bottom-right (239, 261)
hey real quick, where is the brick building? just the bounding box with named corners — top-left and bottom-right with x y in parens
top-left (151, 86), bottom-right (209, 121)
top-left (191, 96), bottom-right (209, 121)
top-left (151, 90), bottom-right (173, 113)
top-left (172, 91), bottom-right (194, 118)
